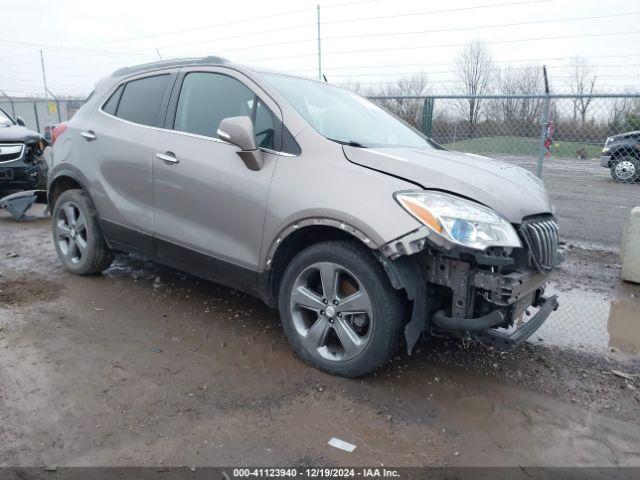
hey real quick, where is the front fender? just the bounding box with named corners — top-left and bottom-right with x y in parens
top-left (263, 216), bottom-right (378, 270)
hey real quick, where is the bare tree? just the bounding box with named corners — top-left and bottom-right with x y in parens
top-left (568, 56), bottom-right (597, 125)
top-left (348, 73), bottom-right (429, 129)
top-left (492, 65), bottom-right (544, 135)
top-left (454, 39), bottom-right (495, 136)
top-left (382, 73), bottom-right (429, 128)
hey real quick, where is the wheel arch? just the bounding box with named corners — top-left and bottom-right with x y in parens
top-left (262, 219), bottom-right (380, 306)
top-left (610, 147), bottom-right (640, 162)
top-left (47, 168), bottom-right (92, 209)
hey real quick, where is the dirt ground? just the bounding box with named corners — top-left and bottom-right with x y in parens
top-left (1, 206), bottom-right (639, 467)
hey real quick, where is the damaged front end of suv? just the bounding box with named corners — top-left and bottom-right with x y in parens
top-left (377, 191), bottom-right (560, 353)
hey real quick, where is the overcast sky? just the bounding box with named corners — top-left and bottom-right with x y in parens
top-left (1, 0), bottom-right (639, 97)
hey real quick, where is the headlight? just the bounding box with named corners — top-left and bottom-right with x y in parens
top-left (395, 191), bottom-right (522, 250)
top-left (605, 137), bottom-right (615, 146)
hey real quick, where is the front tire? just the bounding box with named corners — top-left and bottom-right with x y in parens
top-left (52, 189), bottom-right (114, 275)
top-left (610, 156), bottom-right (640, 183)
top-left (278, 240), bottom-right (405, 377)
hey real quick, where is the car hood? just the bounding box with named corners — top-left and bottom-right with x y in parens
top-left (343, 146), bottom-right (552, 223)
top-left (0, 124), bottom-right (42, 143)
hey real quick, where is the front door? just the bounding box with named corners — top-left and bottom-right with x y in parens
top-left (152, 69), bottom-right (280, 289)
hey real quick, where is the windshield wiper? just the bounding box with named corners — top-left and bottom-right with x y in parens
top-left (328, 138), bottom-right (367, 148)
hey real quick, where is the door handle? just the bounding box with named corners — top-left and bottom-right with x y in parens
top-left (156, 151), bottom-right (180, 164)
top-left (81, 130), bottom-right (97, 141)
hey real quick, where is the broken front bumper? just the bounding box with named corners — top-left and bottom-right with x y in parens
top-left (473, 294), bottom-right (559, 348)
top-left (432, 292), bottom-right (559, 348)
top-left (380, 226), bottom-right (559, 353)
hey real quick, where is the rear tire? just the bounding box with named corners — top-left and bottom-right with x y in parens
top-left (278, 240), bottom-right (405, 377)
top-left (52, 189), bottom-right (114, 275)
top-left (610, 156), bottom-right (640, 183)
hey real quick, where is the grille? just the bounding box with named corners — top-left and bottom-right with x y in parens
top-left (520, 215), bottom-right (559, 272)
top-left (0, 143), bottom-right (24, 163)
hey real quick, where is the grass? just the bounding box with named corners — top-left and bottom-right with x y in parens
top-left (441, 136), bottom-right (603, 159)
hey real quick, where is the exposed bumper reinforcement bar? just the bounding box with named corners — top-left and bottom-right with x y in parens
top-left (475, 294), bottom-right (559, 348)
top-left (433, 309), bottom-right (505, 332)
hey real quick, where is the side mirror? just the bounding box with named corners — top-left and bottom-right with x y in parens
top-left (217, 116), bottom-right (263, 171)
top-left (16, 116), bottom-right (25, 127)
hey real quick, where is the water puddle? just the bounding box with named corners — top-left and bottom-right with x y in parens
top-left (532, 282), bottom-right (640, 358)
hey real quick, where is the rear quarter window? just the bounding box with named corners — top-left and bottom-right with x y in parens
top-left (114, 74), bottom-right (171, 127)
top-left (102, 85), bottom-right (123, 115)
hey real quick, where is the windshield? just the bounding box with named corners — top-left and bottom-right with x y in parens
top-left (261, 73), bottom-right (433, 149)
top-left (0, 108), bottom-right (13, 127)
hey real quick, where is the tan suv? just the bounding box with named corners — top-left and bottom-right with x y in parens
top-left (48, 56), bottom-right (560, 377)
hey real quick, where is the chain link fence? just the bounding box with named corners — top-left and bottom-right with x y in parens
top-left (368, 94), bottom-right (640, 245)
top-left (0, 95), bottom-right (84, 140)
top-left (369, 93), bottom-right (640, 356)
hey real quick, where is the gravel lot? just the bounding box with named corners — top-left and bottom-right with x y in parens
top-left (1, 205), bottom-right (639, 467)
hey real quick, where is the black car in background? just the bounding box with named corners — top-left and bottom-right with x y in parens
top-left (601, 130), bottom-right (640, 183)
top-left (0, 107), bottom-right (48, 194)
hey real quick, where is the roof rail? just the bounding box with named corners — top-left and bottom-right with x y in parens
top-left (111, 56), bottom-right (229, 77)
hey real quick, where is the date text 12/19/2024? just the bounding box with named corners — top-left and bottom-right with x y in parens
top-left (232, 468), bottom-right (401, 478)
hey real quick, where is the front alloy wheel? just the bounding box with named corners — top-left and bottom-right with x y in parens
top-left (278, 241), bottom-right (405, 377)
top-left (290, 262), bottom-right (373, 362)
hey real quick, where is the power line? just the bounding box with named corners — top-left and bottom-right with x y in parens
top-left (294, 53), bottom-right (640, 73)
top-left (88, 0), bottom-right (385, 48)
top-left (181, 9), bottom-right (640, 57)
top-left (321, 0), bottom-right (552, 26)
top-left (136, 0), bottom-right (553, 55)
top-left (243, 30), bottom-right (640, 63)
top-left (329, 64), bottom-right (640, 77)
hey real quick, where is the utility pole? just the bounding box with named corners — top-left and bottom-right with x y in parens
top-left (316, 4), bottom-right (322, 81)
top-left (536, 65), bottom-right (551, 179)
top-left (40, 49), bottom-right (53, 133)
top-left (40, 50), bottom-right (48, 100)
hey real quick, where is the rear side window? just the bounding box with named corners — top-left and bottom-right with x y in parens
top-left (115, 75), bottom-right (170, 127)
top-left (102, 85), bottom-right (123, 115)
top-left (174, 72), bottom-right (276, 149)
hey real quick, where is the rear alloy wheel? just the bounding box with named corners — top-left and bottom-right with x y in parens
top-left (52, 189), bottom-right (114, 275)
top-left (278, 241), bottom-right (405, 377)
top-left (610, 157), bottom-right (640, 183)
top-left (56, 201), bottom-right (88, 265)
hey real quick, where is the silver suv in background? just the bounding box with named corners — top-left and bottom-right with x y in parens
top-left (49, 56), bottom-right (560, 377)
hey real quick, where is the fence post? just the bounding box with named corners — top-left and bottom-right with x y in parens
top-left (0, 89), bottom-right (16, 118)
top-left (33, 101), bottom-right (41, 133)
top-left (536, 66), bottom-right (551, 178)
top-left (452, 123), bottom-right (457, 149)
top-left (421, 97), bottom-right (434, 137)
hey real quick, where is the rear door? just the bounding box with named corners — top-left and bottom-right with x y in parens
top-left (81, 71), bottom-right (176, 254)
top-left (152, 68), bottom-right (281, 288)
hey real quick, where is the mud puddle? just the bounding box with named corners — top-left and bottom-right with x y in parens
top-left (529, 282), bottom-right (640, 358)
top-left (0, 278), bottom-right (61, 306)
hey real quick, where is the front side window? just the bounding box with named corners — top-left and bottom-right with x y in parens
top-left (261, 73), bottom-right (434, 150)
top-left (254, 99), bottom-right (274, 149)
top-left (115, 74), bottom-right (170, 127)
top-left (174, 72), bottom-right (274, 149)
top-left (0, 108), bottom-right (13, 127)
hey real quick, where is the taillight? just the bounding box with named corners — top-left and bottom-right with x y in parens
top-left (51, 122), bottom-right (68, 146)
